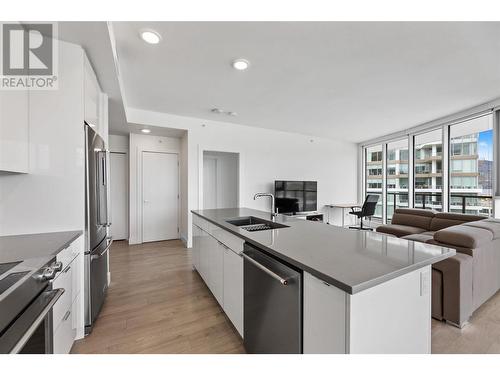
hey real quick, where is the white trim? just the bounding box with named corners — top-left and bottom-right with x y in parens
top-left (139, 150), bottom-right (181, 244)
top-left (442, 125), bottom-right (450, 212)
top-left (408, 136), bottom-right (415, 209)
top-left (494, 112), bottom-right (500, 217)
top-left (381, 145), bottom-right (387, 224)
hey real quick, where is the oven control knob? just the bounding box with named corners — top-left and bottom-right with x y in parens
top-left (52, 261), bottom-right (63, 272)
top-left (40, 267), bottom-right (57, 281)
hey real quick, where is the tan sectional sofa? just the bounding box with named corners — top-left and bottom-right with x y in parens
top-left (377, 208), bottom-right (500, 327)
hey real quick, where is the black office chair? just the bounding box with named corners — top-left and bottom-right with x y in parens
top-left (348, 195), bottom-right (380, 231)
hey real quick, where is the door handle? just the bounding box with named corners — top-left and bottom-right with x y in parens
top-left (91, 239), bottom-right (113, 261)
top-left (241, 253), bottom-right (289, 286)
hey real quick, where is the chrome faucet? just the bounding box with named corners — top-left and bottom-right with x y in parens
top-left (253, 193), bottom-right (277, 221)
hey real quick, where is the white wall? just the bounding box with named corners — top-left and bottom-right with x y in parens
top-left (109, 134), bottom-right (129, 153)
top-left (0, 42), bottom-right (85, 236)
top-left (203, 151), bottom-right (239, 209)
top-left (126, 108), bottom-right (359, 247)
top-left (129, 133), bottom-right (182, 244)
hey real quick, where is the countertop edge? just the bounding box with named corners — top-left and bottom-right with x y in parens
top-left (52, 230), bottom-right (83, 256)
top-left (191, 210), bottom-right (455, 295)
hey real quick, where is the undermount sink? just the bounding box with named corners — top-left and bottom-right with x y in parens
top-left (225, 216), bottom-right (289, 232)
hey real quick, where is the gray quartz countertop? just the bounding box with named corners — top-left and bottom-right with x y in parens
top-left (0, 231), bottom-right (82, 264)
top-left (191, 208), bottom-right (455, 294)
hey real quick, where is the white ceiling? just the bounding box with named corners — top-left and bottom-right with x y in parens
top-left (110, 22), bottom-right (500, 143)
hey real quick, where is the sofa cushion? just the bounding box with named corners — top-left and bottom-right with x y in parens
top-left (430, 212), bottom-right (484, 232)
top-left (463, 219), bottom-right (500, 240)
top-left (434, 225), bottom-right (494, 249)
top-left (402, 233), bottom-right (435, 243)
top-left (376, 224), bottom-right (426, 237)
top-left (391, 208), bottom-right (435, 230)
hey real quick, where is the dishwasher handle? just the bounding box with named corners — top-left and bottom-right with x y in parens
top-left (242, 253), bottom-right (289, 286)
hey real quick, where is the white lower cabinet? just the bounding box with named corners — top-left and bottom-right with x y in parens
top-left (192, 225), bottom-right (201, 271)
top-left (303, 267), bottom-right (432, 354)
top-left (52, 236), bottom-right (83, 354)
top-left (192, 217), bottom-right (244, 338)
top-left (303, 272), bottom-right (346, 354)
top-left (211, 241), bottom-right (224, 305)
top-left (223, 245), bottom-right (244, 337)
top-left (53, 300), bottom-right (77, 354)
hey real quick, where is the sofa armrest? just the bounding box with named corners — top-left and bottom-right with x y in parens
top-left (432, 253), bottom-right (473, 326)
top-left (434, 225), bottom-right (493, 249)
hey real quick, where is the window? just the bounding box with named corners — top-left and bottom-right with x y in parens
top-left (449, 114), bottom-right (494, 216)
top-left (386, 139), bottom-right (409, 221)
top-left (365, 145), bottom-right (383, 219)
top-left (362, 110), bottom-right (497, 224)
top-left (414, 129), bottom-right (443, 212)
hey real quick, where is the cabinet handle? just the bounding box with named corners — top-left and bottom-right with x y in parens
top-left (63, 310), bottom-right (71, 321)
top-left (63, 265), bottom-right (71, 273)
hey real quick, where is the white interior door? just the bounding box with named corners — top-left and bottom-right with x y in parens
top-left (203, 157), bottom-right (218, 209)
top-left (109, 152), bottom-right (128, 240)
top-left (142, 152), bottom-right (179, 242)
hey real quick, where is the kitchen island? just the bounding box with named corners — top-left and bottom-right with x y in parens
top-left (191, 208), bottom-right (455, 354)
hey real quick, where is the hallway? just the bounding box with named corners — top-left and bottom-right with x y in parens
top-left (72, 240), bottom-right (245, 354)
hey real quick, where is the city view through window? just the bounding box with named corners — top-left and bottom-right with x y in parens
top-left (365, 114), bottom-right (494, 221)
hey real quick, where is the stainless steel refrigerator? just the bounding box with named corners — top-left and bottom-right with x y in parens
top-left (84, 123), bottom-right (112, 334)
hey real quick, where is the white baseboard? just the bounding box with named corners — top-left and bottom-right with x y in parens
top-left (180, 232), bottom-right (189, 248)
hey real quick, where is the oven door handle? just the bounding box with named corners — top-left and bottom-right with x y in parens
top-left (9, 288), bottom-right (64, 354)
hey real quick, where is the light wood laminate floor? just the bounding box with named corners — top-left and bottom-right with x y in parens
top-left (72, 239), bottom-right (500, 354)
top-left (71, 240), bottom-right (245, 354)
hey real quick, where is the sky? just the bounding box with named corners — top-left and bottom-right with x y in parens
top-left (478, 129), bottom-right (493, 161)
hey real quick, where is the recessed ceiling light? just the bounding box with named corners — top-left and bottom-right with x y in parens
top-left (232, 59), bottom-right (249, 71)
top-left (141, 129), bottom-right (151, 134)
top-left (140, 30), bottom-right (161, 44)
top-left (227, 111), bottom-right (238, 116)
top-left (211, 108), bottom-right (223, 114)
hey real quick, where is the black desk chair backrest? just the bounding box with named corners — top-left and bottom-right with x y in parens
top-left (349, 194), bottom-right (380, 230)
top-left (361, 194), bottom-right (380, 217)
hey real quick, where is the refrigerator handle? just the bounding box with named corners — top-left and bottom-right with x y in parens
top-left (105, 150), bottom-right (112, 227)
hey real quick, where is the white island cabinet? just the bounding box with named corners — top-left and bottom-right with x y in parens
top-left (192, 215), bottom-right (244, 337)
top-left (304, 267), bottom-right (431, 354)
top-left (192, 208), bottom-right (452, 354)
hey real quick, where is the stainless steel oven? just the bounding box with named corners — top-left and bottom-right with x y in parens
top-left (0, 258), bottom-right (64, 354)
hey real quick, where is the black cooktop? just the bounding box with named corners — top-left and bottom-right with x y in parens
top-left (0, 262), bottom-right (21, 277)
top-left (0, 271), bottom-right (29, 294)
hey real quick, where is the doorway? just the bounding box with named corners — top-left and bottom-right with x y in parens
top-left (110, 152), bottom-right (128, 240)
top-left (142, 151), bottom-right (179, 242)
top-left (202, 151), bottom-right (239, 209)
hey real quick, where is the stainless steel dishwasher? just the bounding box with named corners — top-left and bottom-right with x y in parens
top-left (242, 242), bottom-right (302, 354)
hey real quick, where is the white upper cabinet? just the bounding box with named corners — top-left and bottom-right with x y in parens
top-left (0, 89), bottom-right (29, 173)
top-left (84, 56), bottom-right (108, 142)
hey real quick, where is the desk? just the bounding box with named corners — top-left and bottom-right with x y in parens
top-left (325, 203), bottom-right (361, 227)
